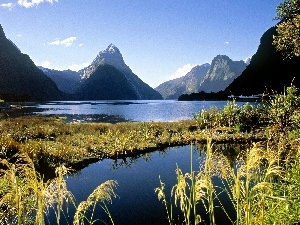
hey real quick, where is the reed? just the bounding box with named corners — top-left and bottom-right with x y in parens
top-left (156, 142), bottom-right (217, 225)
top-left (0, 113), bottom-right (264, 169)
top-left (0, 153), bottom-right (117, 225)
top-left (73, 180), bottom-right (118, 225)
top-left (157, 136), bottom-right (300, 225)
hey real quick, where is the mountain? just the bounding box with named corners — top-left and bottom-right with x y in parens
top-left (155, 63), bottom-right (210, 99)
top-left (226, 26), bottom-right (300, 95)
top-left (76, 64), bottom-right (138, 100)
top-left (39, 67), bottom-right (81, 94)
top-left (199, 55), bottom-right (247, 93)
top-left (78, 44), bottom-right (162, 100)
top-left (156, 55), bottom-right (246, 99)
top-left (0, 24), bottom-right (62, 101)
top-left (244, 57), bottom-right (252, 65)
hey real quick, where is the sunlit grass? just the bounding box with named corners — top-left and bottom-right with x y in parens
top-left (1, 85), bottom-right (300, 224)
top-left (0, 153), bottom-right (117, 225)
top-left (0, 114), bottom-right (262, 168)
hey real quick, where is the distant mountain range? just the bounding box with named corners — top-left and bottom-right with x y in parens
top-left (199, 55), bottom-right (247, 93)
top-left (2, 21), bottom-right (300, 102)
top-left (41, 44), bottom-right (163, 100)
top-left (155, 64), bottom-right (210, 99)
top-left (0, 24), bottom-right (63, 101)
top-left (38, 67), bottom-right (81, 94)
top-left (155, 55), bottom-right (247, 99)
top-left (179, 25), bottom-right (300, 101)
top-left (77, 44), bottom-right (162, 100)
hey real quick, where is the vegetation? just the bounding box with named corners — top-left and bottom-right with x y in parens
top-left (1, 85), bottom-right (300, 224)
top-left (0, 153), bottom-right (117, 225)
top-left (273, 0), bottom-right (300, 59)
top-left (0, 112), bottom-right (263, 169)
top-left (156, 86), bottom-right (300, 224)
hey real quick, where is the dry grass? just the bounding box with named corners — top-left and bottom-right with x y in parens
top-left (0, 152), bottom-right (117, 225)
top-left (0, 116), bottom-right (263, 168)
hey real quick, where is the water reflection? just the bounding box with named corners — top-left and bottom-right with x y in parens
top-left (107, 143), bottom-right (250, 171)
top-left (2, 100), bottom-right (233, 122)
top-left (51, 144), bottom-right (249, 225)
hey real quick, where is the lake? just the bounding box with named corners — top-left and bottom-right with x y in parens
top-left (20, 100), bottom-right (236, 122)
top-left (17, 100), bottom-right (243, 224)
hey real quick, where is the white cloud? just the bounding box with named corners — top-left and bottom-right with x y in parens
top-left (1, 3), bottom-right (14, 10)
top-left (169, 64), bottom-right (196, 79)
top-left (78, 43), bottom-right (83, 47)
top-left (41, 60), bottom-right (51, 68)
top-left (48, 37), bottom-right (77, 47)
top-left (225, 41), bottom-right (229, 45)
top-left (68, 62), bottom-right (89, 71)
top-left (18, 0), bottom-right (58, 8)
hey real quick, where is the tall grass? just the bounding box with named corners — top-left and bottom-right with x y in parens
top-left (0, 153), bottom-right (117, 225)
top-left (73, 180), bottom-right (118, 225)
top-left (155, 141), bottom-right (216, 225)
top-left (156, 138), bottom-right (300, 224)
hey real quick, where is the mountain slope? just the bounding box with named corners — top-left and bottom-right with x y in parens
top-left (76, 64), bottom-right (138, 100)
top-left (79, 44), bottom-right (162, 100)
top-left (199, 55), bottom-right (247, 93)
top-left (0, 24), bottom-right (62, 101)
top-left (156, 55), bottom-right (246, 99)
top-left (226, 26), bottom-right (300, 95)
top-left (155, 63), bottom-right (210, 99)
top-left (39, 67), bottom-right (81, 94)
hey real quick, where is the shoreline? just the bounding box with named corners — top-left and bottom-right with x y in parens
top-left (0, 115), bottom-right (267, 174)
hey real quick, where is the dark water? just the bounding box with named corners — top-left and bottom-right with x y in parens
top-left (9, 100), bottom-right (235, 122)
top-left (7, 100), bottom-right (246, 224)
top-left (47, 145), bottom-right (238, 225)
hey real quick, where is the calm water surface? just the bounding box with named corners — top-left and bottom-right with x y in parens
top-left (33, 100), bottom-right (242, 224)
top-left (35, 100), bottom-right (232, 122)
top-left (48, 145), bottom-right (236, 225)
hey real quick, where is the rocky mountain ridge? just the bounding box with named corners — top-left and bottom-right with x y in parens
top-left (199, 55), bottom-right (247, 93)
top-left (42, 43), bottom-right (162, 100)
top-left (155, 55), bottom-right (247, 99)
top-left (38, 67), bottom-right (81, 94)
top-left (155, 64), bottom-right (210, 99)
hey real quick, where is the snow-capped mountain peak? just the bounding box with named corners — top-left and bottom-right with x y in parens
top-left (105, 43), bottom-right (120, 54)
top-left (244, 56), bottom-right (252, 65)
top-left (79, 44), bottom-right (131, 80)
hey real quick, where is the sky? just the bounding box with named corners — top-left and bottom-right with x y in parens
top-left (1, 0), bottom-right (283, 88)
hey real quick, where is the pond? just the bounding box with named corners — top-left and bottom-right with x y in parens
top-left (47, 144), bottom-right (244, 225)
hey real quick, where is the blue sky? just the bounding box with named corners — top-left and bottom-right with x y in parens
top-left (1, 0), bottom-right (282, 88)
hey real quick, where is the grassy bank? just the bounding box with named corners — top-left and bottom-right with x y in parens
top-left (0, 114), bottom-right (265, 169)
top-left (1, 85), bottom-right (300, 224)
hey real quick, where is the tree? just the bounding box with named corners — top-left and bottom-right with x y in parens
top-left (273, 0), bottom-right (300, 59)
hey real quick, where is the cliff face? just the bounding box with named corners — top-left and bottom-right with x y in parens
top-left (226, 26), bottom-right (300, 95)
top-left (156, 54), bottom-right (247, 99)
top-left (75, 64), bottom-right (138, 100)
top-left (0, 24), bottom-right (63, 101)
top-left (155, 63), bottom-right (210, 99)
top-left (199, 55), bottom-right (247, 93)
top-left (78, 44), bottom-right (163, 100)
